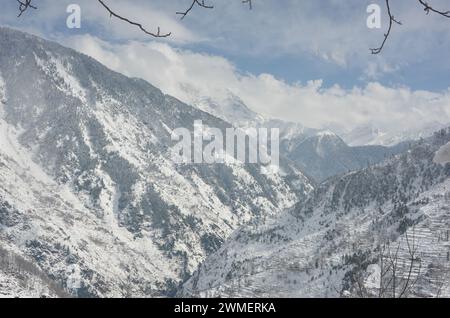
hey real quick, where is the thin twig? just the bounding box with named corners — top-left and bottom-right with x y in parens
top-left (371, 0), bottom-right (401, 54)
top-left (97, 0), bottom-right (171, 37)
top-left (176, 0), bottom-right (214, 20)
top-left (418, 0), bottom-right (450, 18)
top-left (372, 0), bottom-right (450, 54)
top-left (242, 0), bottom-right (253, 10)
top-left (16, 0), bottom-right (36, 17)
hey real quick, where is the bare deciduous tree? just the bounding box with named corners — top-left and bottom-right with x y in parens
top-left (380, 229), bottom-right (422, 298)
top-left (352, 228), bottom-right (423, 298)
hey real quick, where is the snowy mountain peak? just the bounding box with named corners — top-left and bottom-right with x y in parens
top-left (341, 123), bottom-right (449, 147)
top-left (316, 130), bottom-right (338, 138)
top-left (191, 93), bottom-right (265, 127)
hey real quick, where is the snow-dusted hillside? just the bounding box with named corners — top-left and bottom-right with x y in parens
top-left (190, 94), bottom-right (266, 128)
top-left (181, 129), bottom-right (450, 298)
top-left (187, 92), bottom-right (317, 146)
top-left (283, 131), bottom-right (410, 182)
top-left (341, 123), bottom-right (449, 147)
top-left (0, 243), bottom-right (68, 298)
top-left (0, 27), bottom-right (313, 297)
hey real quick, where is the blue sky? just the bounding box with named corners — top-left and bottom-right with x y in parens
top-left (1, 0), bottom-right (450, 132)
top-left (3, 0), bottom-right (450, 90)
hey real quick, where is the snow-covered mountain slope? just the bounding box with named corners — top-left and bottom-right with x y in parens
top-left (0, 27), bottom-right (313, 297)
top-left (188, 92), bottom-right (318, 144)
top-left (190, 94), bottom-right (266, 128)
top-left (0, 243), bottom-right (68, 298)
top-left (285, 131), bottom-right (410, 182)
top-left (181, 129), bottom-right (450, 298)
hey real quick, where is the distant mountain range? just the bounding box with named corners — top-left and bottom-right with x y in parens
top-left (340, 123), bottom-right (450, 147)
top-left (187, 93), bottom-right (412, 182)
top-left (282, 131), bottom-right (410, 182)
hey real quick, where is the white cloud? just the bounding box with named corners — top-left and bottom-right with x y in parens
top-left (66, 35), bottom-right (450, 134)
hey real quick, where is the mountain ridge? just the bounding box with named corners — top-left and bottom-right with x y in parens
top-left (0, 26), bottom-right (312, 297)
top-left (181, 128), bottom-right (450, 297)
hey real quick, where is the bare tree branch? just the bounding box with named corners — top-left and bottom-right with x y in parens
top-left (242, 0), bottom-right (253, 10)
top-left (176, 0), bottom-right (252, 20)
top-left (372, 0), bottom-right (450, 54)
top-left (418, 0), bottom-right (450, 18)
top-left (16, 0), bottom-right (36, 17)
top-left (176, 0), bottom-right (214, 20)
top-left (15, 0), bottom-right (251, 38)
top-left (372, 227), bottom-right (424, 298)
top-left (97, 0), bottom-right (171, 38)
top-left (371, 0), bottom-right (401, 55)
top-left (399, 228), bottom-right (422, 298)
top-left (13, 0), bottom-right (450, 53)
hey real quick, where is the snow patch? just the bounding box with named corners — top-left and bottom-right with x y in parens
top-left (0, 71), bottom-right (6, 106)
top-left (434, 141), bottom-right (450, 165)
top-left (317, 130), bottom-right (337, 138)
top-left (34, 54), bottom-right (87, 103)
top-left (364, 264), bottom-right (381, 290)
top-left (0, 120), bottom-right (54, 185)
